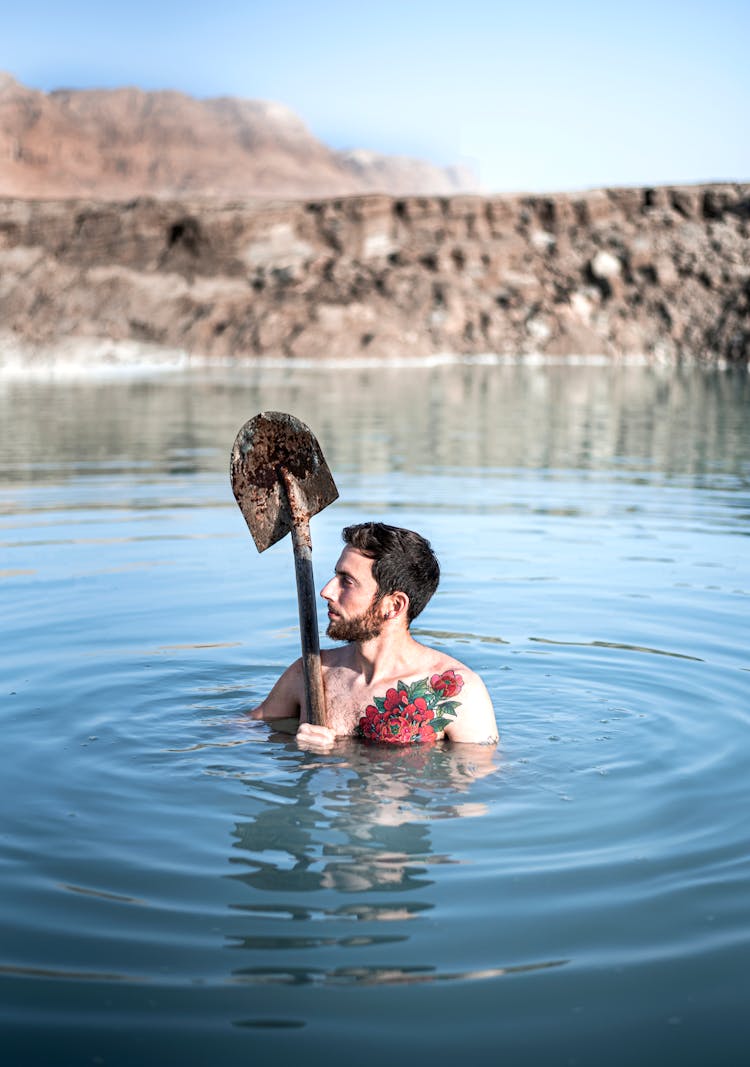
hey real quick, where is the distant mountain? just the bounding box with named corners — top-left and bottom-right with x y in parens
top-left (0, 72), bottom-right (477, 200)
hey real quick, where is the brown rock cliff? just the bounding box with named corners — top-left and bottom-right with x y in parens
top-left (0, 184), bottom-right (748, 364)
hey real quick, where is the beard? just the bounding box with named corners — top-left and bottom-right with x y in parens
top-left (326, 598), bottom-right (384, 643)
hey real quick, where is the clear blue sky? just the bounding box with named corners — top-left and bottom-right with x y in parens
top-left (3, 0), bottom-right (748, 193)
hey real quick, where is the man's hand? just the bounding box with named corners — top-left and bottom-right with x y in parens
top-left (296, 722), bottom-right (337, 753)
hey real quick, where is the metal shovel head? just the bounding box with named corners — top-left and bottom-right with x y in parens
top-left (230, 411), bottom-right (339, 552)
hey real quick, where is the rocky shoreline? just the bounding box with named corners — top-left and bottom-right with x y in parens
top-left (1, 183), bottom-right (748, 367)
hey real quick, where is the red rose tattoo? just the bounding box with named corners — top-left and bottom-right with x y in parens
top-left (357, 671), bottom-right (464, 745)
top-left (430, 669), bottom-right (464, 700)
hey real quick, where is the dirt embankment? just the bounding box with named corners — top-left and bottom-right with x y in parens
top-left (0, 183), bottom-right (748, 365)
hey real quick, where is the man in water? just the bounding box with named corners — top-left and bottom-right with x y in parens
top-left (250, 522), bottom-right (498, 749)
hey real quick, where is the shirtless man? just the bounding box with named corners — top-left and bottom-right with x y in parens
top-left (250, 522), bottom-right (498, 750)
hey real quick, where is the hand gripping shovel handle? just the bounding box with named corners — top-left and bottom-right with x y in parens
top-left (280, 467), bottom-right (327, 727)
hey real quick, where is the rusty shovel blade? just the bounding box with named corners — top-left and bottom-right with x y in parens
top-left (230, 412), bottom-right (339, 551)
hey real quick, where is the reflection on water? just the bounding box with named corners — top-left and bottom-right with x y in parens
top-left (529, 635), bottom-right (704, 661)
top-left (1, 362), bottom-right (748, 486)
top-left (226, 740), bottom-right (500, 986)
top-left (229, 959), bottom-right (566, 990)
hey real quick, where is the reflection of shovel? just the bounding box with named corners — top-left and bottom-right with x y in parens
top-left (230, 412), bottom-right (339, 727)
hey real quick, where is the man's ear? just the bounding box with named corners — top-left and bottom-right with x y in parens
top-left (382, 591), bottom-right (409, 622)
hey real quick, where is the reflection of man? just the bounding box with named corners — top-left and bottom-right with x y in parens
top-left (250, 522), bottom-right (498, 750)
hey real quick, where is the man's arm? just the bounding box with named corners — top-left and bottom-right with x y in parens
top-left (249, 658), bottom-right (338, 748)
top-left (248, 658), bottom-right (303, 732)
top-left (443, 673), bottom-right (499, 745)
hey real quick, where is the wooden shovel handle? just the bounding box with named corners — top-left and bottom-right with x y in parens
top-left (289, 524), bottom-right (328, 727)
top-left (280, 468), bottom-right (328, 728)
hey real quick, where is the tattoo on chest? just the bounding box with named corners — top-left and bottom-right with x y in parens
top-left (357, 670), bottom-right (464, 744)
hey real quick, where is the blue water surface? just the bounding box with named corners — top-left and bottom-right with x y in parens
top-left (1, 361), bottom-right (748, 1065)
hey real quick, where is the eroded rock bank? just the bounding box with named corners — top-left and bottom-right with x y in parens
top-left (0, 183), bottom-right (748, 365)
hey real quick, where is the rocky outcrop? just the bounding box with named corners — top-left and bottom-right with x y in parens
top-left (0, 73), bottom-right (475, 200)
top-left (0, 183), bottom-right (748, 365)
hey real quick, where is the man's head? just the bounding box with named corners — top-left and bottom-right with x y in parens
top-left (345, 522), bottom-right (439, 623)
top-left (341, 523), bottom-right (440, 623)
top-left (320, 523), bottom-right (440, 643)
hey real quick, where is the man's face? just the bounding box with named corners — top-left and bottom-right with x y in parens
top-left (320, 546), bottom-right (385, 642)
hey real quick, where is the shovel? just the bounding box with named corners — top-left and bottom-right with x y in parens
top-left (230, 411), bottom-right (339, 728)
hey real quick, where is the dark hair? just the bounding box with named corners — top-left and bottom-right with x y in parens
top-left (341, 522), bottom-right (440, 623)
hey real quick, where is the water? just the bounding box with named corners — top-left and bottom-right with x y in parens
top-left (1, 361), bottom-right (748, 1065)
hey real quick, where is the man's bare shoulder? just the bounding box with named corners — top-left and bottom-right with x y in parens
top-left (248, 657), bottom-right (304, 723)
top-left (414, 645), bottom-right (487, 689)
top-left (421, 649), bottom-right (498, 745)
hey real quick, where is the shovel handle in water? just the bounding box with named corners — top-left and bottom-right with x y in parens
top-left (280, 468), bottom-right (327, 728)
